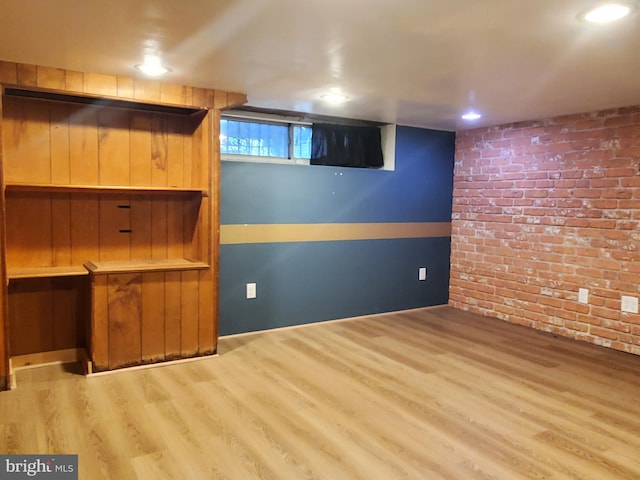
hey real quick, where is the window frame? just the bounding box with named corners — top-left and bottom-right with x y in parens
top-left (220, 110), bottom-right (396, 171)
top-left (220, 111), bottom-right (312, 166)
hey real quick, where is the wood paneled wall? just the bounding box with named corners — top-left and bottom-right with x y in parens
top-left (90, 270), bottom-right (215, 371)
top-left (2, 97), bottom-right (207, 187)
top-left (2, 95), bottom-right (210, 268)
top-left (4, 191), bottom-right (203, 268)
top-left (8, 277), bottom-right (88, 355)
top-left (0, 62), bottom-right (245, 110)
top-left (0, 60), bottom-right (246, 385)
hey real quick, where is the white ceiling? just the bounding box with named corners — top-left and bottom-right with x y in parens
top-left (0, 0), bottom-right (639, 131)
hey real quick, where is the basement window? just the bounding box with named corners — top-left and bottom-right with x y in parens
top-left (220, 109), bottom-right (395, 171)
top-left (220, 112), bottom-right (312, 165)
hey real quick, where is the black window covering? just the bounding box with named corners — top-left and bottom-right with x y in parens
top-left (310, 123), bottom-right (384, 168)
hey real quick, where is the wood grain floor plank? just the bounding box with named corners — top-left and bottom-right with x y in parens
top-left (2, 307), bottom-right (640, 479)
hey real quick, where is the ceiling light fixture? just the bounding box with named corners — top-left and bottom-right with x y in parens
top-left (135, 55), bottom-right (171, 77)
top-left (320, 90), bottom-right (350, 104)
top-left (581, 2), bottom-right (635, 23)
top-left (461, 111), bottom-right (482, 121)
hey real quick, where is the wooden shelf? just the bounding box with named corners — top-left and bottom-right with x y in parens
top-left (7, 260), bottom-right (210, 279)
top-left (5, 183), bottom-right (208, 196)
top-left (3, 86), bottom-right (207, 116)
top-left (8, 265), bottom-right (89, 280)
top-left (84, 258), bottom-right (209, 275)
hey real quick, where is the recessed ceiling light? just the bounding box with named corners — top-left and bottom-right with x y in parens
top-left (320, 91), bottom-right (350, 104)
top-left (462, 111), bottom-right (482, 121)
top-left (581, 2), bottom-right (635, 23)
top-left (135, 55), bottom-right (171, 77)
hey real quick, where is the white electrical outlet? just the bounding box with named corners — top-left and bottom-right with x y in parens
top-left (246, 283), bottom-right (257, 299)
top-left (578, 288), bottom-right (589, 304)
top-left (621, 295), bottom-right (638, 313)
top-left (418, 267), bottom-right (427, 281)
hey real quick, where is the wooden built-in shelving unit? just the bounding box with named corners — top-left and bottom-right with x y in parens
top-left (0, 61), bottom-right (246, 387)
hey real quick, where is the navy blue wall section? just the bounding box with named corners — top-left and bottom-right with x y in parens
top-left (221, 126), bottom-right (455, 224)
top-left (219, 237), bottom-right (451, 335)
top-left (219, 126), bottom-right (455, 335)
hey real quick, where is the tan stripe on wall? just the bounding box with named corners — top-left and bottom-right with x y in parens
top-left (220, 222), bottom-right (452, 244)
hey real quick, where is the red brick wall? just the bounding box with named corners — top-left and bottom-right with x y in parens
top-left (450, 106), bottom-right (640, 355)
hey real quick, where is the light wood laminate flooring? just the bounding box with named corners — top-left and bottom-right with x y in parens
top-left (1, 306), bottom-right (640, 479)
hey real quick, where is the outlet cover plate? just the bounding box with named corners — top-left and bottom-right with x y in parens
top-left (621, 295), bottom-right (638, 313)
top-left (419, 267), bottom-right (427, 281)
top-left (246, 283), bottom-right (257, 299)
top-left (578, 288), bottom-right (589, 304)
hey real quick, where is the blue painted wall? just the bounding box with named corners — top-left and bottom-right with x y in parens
top-left (219, 126), bottom-right (455, 335)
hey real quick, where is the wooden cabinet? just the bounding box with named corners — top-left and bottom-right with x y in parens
top-left (0, 62), bottom-right (245, 385)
